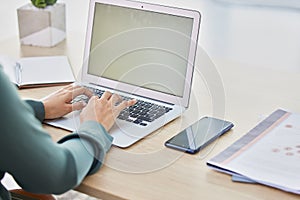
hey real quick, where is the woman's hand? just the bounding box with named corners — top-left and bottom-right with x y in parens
top-left (42, 84), bottom-right (93, 119)
top-left (80, 91), bottom-right (136, 131)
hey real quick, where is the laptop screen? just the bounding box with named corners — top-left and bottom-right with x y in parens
top-left (87, 3), bottom-right (194, 98)
top-left (83, 0), bottom-right (200, 107)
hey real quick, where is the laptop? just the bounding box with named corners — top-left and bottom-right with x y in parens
top-left (46, 0), bottom-right (201, 148)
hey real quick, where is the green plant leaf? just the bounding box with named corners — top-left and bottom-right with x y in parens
top-left (31, 0), bottom-right (57, 8)
top-left (46, 0), bottom-right (57, 6)
top-left (31, 0), bottom-right (47, 8)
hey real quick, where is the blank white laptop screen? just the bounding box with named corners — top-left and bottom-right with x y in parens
top-left (84, 0), bottom-right (198, 104)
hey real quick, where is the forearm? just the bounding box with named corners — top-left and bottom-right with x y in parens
top-left (59, 139), bottom-right (94, 185)
top-left (58, 121), bottom-right (113, 175)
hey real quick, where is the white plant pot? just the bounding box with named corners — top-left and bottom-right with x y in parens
top-left (17, 3), bottom-right (66, 47)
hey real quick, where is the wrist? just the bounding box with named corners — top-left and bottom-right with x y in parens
top-left (42, 100), bottom-right (53, 119)
top-left (25, 100), bottom-right (45, 122)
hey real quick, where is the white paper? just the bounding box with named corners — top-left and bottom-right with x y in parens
top-left (207, 109), bottom-right (300, 194)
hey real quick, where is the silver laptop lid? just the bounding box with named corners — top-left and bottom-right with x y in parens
top-left (82, 0), bottom-right (201, 108)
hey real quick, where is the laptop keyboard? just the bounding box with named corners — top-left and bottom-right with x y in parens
top-left (74, 88), bottom-right (173, 127)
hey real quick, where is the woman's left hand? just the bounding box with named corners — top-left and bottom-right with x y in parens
top-left (42, 84), bottom-right (93, 119)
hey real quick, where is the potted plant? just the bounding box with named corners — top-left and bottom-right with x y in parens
top-left (17, 0), bottom-right (66, 47)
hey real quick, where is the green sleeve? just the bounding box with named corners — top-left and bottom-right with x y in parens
top-left (58, 121), bottom-right (113, 175)
top-left (24, 100), bottom-right (45, 122)
top-left (0, 67), bottom-right (113, 196)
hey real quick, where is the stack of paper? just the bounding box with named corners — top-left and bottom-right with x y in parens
top-left (207, 109), bottom-right (300, 194)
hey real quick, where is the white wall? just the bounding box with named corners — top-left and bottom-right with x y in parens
top-left (1, 0), bottom-right (300, 71)
top-left (201, 0), bottom-right (300, 72)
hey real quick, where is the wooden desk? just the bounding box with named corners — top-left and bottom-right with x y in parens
top-left (15, 46), bottom-right (300, 199)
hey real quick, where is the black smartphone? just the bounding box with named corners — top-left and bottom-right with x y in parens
top-left (165, 116), bottom-right (234, 154)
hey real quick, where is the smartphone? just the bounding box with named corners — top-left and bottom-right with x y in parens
top-left (165, 116), bottom-right (234, 154)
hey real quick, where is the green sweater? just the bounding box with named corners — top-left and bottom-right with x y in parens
top-left (0, 66), bottom-right (113, 199)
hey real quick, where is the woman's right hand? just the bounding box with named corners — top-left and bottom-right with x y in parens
top-left (80, 91), bottom-right (136, 131)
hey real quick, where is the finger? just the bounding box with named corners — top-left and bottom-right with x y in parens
top-left (74, 87), bottom-right (93, 97)
top-left (101, 91), bottom-right (112, 100)
top-left (56, 84), bottom-right (81, 97)
top-left (68, 87), bottom-right (91, 100)
top-left (84, 88), bottom-right (94, 97)
top-left (88, 95), bottom-right (98, 103)
top-left (110, 94), bottom-right (122, 105)
top-left (62, 103), bottom-right (73, 113)
top-left (72, 101), bottom-right (87, 111)
top-left (115, 99), bottom-right (136, 112)
top-left (128, 99), bottom-right (137, 109)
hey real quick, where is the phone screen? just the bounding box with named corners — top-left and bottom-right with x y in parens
top-left (165, 117), bottom-right (234, 154)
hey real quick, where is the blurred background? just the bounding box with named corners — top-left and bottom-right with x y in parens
top-left (1, 0), bottom-right (300, 72)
